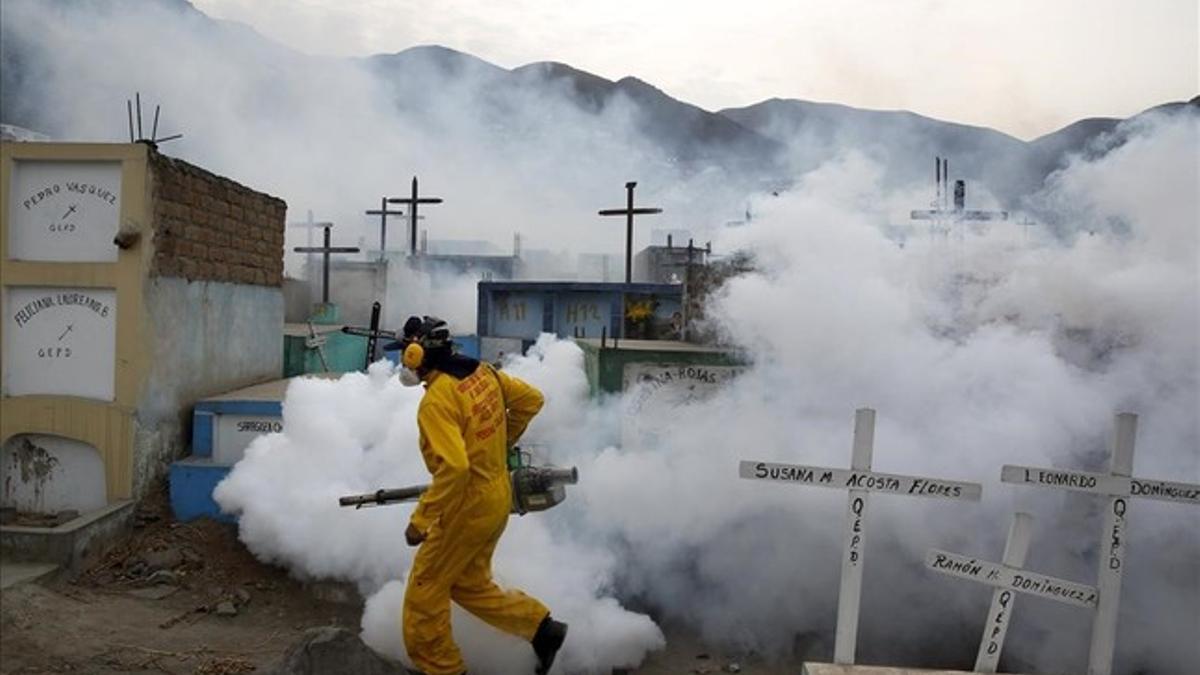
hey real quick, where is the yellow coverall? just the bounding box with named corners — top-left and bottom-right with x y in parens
top-left (403, 364), bottom-right (550, 675)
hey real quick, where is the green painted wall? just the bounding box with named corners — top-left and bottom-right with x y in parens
top-left (282, 332), bottom-right (367, 377)
top-left (576, 341), bottom-right (744, 396)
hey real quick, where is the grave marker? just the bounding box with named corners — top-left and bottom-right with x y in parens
top-left (386, 177), bottom-right (442, 256)
top-left (1000, 413), bottom-right (1200, 675)
top-left (288, 211), bottom-right (330, 251)
top-left (924, 512), bottom-right (1098, 672)
top-left (3, 286), bottom-right (117, 400)
top-left (364, 198), bottom-right (404, 260)
top-left (340, 301), bottom-right (398, 368)
top-left (8, 160), bottom-right (122, 262)
top-left (599, 181), bottom-right (663, 283)
top-left (304, 321), bottom-right (330, 372)
top-left (739, 408), bottom-right (983, 664)
top-left (293, 224), bottom-right (360, 306)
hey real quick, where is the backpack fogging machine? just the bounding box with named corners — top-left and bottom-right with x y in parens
top-left (339, 448), bottom-right (579, 515)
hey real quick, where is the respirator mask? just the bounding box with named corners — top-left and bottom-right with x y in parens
top-left (398, 367), bottom-right (421, 387)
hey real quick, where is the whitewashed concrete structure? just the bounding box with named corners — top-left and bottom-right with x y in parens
top-left (1, 141), bottom-right (285, 520)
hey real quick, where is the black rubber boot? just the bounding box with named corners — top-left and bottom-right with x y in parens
top-left (531, 615), bottom-right (568, 675)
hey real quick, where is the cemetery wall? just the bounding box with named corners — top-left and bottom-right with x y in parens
top-left (148, 151), bottom-right (285, 286)
top-left (1, 142), bottom-right (286, 510)
top-left (135, 278), bottom-right (283, 496)
top-left (134, 149), bottom-right (285, 497)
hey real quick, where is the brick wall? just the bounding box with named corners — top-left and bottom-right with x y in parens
top-left (149, 150), bottom-right (286, 286)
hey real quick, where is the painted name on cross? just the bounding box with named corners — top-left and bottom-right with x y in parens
top-left (740, 461), bottom-right (981, 500)
top-left (925, 549), bottom-right (1098, 609)
top-left (1002, 465), bottom-right (1200, 505)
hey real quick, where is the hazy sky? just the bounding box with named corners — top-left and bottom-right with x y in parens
top-left (194, 1), bottom-right (1197, 140)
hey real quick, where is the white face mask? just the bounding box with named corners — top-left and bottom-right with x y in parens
top-left (399, 367), bottom-right (422, 387)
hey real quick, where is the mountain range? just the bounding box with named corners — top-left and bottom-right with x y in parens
top-left (2, 0), bottom-right (1196, 211)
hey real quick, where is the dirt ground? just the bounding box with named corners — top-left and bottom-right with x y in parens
top-left (0, 484), bottom-right (788, 675)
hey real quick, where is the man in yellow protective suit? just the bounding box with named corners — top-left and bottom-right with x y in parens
top-left (391, 316), bottom-right (567, 675)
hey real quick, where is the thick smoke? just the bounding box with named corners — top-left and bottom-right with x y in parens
top-left (1, 0), bottom-right (767, 331)
top-left (218, 113), bottom-right (1197, 674)
top-left (0, 0), bottom-right (757, 256)
top-left (214, 339), bottom-right (665, 673)
top-left (611, 114), bottom-right (1198, 672)
top-left (6, 1), bottom-right (1196, 673)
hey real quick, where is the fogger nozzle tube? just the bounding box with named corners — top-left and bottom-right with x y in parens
top-left (546, 467), bottom-right (579, 485)
top-left (338, 485), bottom-right (427, 508)
top-left (338, 465), bottom-right (579, 512)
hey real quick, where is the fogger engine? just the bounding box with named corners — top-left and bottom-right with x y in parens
top-left (338, 459), bottom-right (578, 515)
top-left (510, 465), bottom-right (578, 514)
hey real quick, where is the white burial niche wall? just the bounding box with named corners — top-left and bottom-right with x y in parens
top-left (9, 160), bottom-right (122, 262)
top-left (1, 434), bottom-right (107, 514)
top-left (5, 158), bottom-right (121, 400)
top-left (2, 155), bottom-right (125, 515)
top-left (4, 286), bottom-right (117, 400)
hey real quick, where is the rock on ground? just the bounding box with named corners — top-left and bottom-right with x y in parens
top-left (262, 626), bottom-right (410, 675)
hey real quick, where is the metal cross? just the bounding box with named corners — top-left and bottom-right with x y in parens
top-left (599, 181), bottom-right (662, 283)
top-left (387, 176), bottom-right (443, 256)
top-left (288, 211), bottom-right (331, 252)
top-left (364, 198), bottom-right (405, 261)
top-left (293, 225), bottom-right (360, 304)
top-left (305, 321), bottom-right (330, 372)
top-left (910, 156), bottom-right (1007, 233)
top-left (340, 301), bottom-right (398, 369)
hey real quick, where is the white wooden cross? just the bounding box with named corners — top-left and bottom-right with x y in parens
top-left (925, 512), bottom-right (1098, 672)
top-left (1001, 412), bottom-right (1200, 675)
top-left (738, 408), bottom-right (983, 664)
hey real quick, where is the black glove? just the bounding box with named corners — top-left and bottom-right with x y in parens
top-left (405, 523), bottom-right (426, 547)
